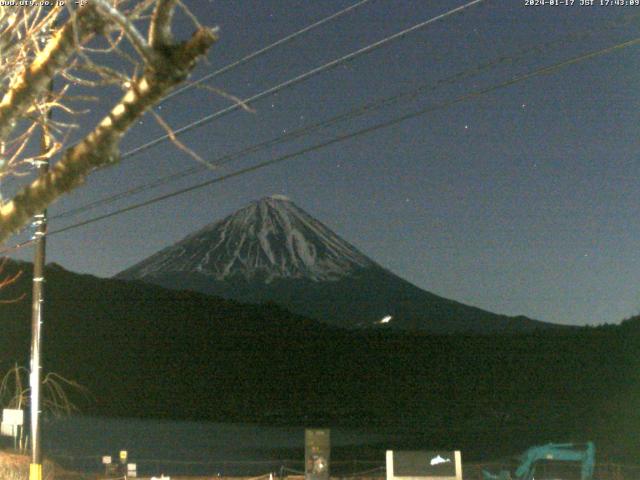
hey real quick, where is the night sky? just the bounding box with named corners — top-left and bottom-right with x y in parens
top-left (7, 0), bottom-right (640, 326)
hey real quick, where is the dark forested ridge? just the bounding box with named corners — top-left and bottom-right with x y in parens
top-left (0, 260), bottom-right (638, 461)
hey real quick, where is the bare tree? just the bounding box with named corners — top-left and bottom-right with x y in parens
top-left (0, 364), bottom-right (89, 417)
top-left (0, 1), bottom-right (217, 244)
top-left (0, 364), bottom-right (90, 452)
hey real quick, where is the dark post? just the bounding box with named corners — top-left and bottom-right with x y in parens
top-left (305, 429), bottom-right (330, 480)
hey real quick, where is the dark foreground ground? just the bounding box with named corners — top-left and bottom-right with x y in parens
top-left (2, 450), bottom-right (639, 480)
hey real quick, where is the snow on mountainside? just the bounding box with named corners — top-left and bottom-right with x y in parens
top-left (118, 196), bottom-right (563, 333)
top-left (119, 196), bottom-right (376, 283)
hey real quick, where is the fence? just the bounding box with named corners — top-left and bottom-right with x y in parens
top-left (47, 455), bottom-right (384, 479)
top-left (44, 454), bottom-right (640, 480)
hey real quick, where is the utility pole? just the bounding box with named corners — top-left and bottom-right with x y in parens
top-left (29, 81), bottom-right (52, 480)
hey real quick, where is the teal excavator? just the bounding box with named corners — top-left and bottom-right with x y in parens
top-left (482, 442), bottom-right (595, 480)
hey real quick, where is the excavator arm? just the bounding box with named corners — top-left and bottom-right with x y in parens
top-left (483, 442), bottom-right (595, 480)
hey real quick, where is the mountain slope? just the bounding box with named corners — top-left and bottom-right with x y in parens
top-left (0, 260), bottom-right (636, 461)
top-left (119, 195), bottom-right (375, 282)
top-left (118, 196), bottom-right (558, 334)
top-left (0, 260), bottom-right (339, 422)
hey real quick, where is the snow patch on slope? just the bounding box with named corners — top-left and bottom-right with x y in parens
top-left (120, 196), bottom-right (376, 282)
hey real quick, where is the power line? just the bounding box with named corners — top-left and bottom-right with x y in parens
top-left (52, 11), bottom-right (640, 221)
top-left (52, 0), bottom-right (490, 219)
top-left (48, 0), bottom-right (372, 156)
top-left (39, 36), bottom-right (640, 241)
top-left (0, 0), bottom-right (486, 255)
top-left (161, 0), bottom-right (373, 105)
top-left (0, 0), bottom-right (487, 254)
top-left (121, 0), bottom-right (487, 160)
top-left (52, 0), bottom-right (488, 219)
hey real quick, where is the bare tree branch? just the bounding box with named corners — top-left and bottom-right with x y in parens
top-left (0, 26), bottom-right (217, 243)
top-left (0, 2), bottom-right (219, 245)
top-left (94, 0), bottom-right (156, 65)
top-left (150, 109), bottom-right (212, 169)
top-left (150, 0), bottom-right (178, 48)
top-left (0, 5), bottom-right (105, 145)
top-left (0, 257), bottom-right (24, 303)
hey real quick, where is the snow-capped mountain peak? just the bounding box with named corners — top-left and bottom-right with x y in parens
top-left (119, 196), bottom-right (376, 282)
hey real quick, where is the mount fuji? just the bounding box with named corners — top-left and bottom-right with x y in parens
top-left (117, 196), bottom-right (557, 333)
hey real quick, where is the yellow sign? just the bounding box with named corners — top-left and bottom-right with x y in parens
top-left (120, 450), bottom-right (128, 462)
